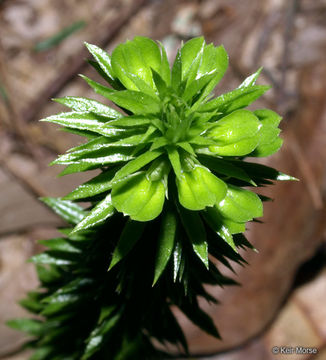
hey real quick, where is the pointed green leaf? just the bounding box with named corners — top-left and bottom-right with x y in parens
top-left (182, 70), bottom-right (217, 102)
top-left (64, 168), bottom-right (116, 200)
top-left (238, 67), bottom-right (262, 88)
top-left (43, 278), bottom-right (93, 300)
top-left (106, 115), bottom-right (152, 128)
top-left (105, 90), bottom-right (160, 115)
top-left (171, 50), bottom-right (182, 90)
top-left (7, 318), bottom-right (43, 336)
top-left (189, 135), bottom-right (220, 146)
top-left (54, 96), bottom-right (121, 118)
top-left (229, 160), bottom-right (297, 182)
top-left (112, 149), bottom-right (163, 184)
top-left (41, 111), bottom-right (127, 137)
top-left (111, 43), bottom-right (144, 91)
top-left (72, 194), bottom-right (115, 233)
top-left (67, 132), bottom-right (148, 157)
top-left (19, 292), bottom-right (44, 313)
top-left (113, 133), bottom-right (153, 146)
top-left (111, 37), bottom-right (161, 91)
top-left (29, 347), bottom-right (54, 360)
top-left (52, 147), bottom-right (134, 166)
top-left (199, 85), bottom-right (271, 114)
top-left (87, 59), bottom-right (121, 88)
top-left (122, 70), bottom-right (158, 97)
top-left (199, 156), bottom-right (255, 185)
top-left (36, 264), bottom-right (62, 285)
top-left (84, 42), bottom-right (115, 82)
top-left (204, 207), bottom-right (245, 236)
top-left (133, 36), bottom-right (162, 72)
top-left (150, 136), bottom-right (169, 151)
top-left (189, 44), bottom-right (228, 110)
top-left (151, 68), bottom-right (168, 97)
top-left (80, 75), bottom-right (115, 98)
top-left (153, 208), bottom-right (177, 285)
top-left (29, 253), bottom-right (73, 265)
top-left (203, 208), bottom-right (237, 252)
top-left (58, 163), bottom-right (98, 176)
top-left (167, 146), bottom-right (182, 179)
top-left (131, 125), bottom-right (159, 155)
top-left (82, 312), bottom-right (121, 360)
top-left (41, 197), bottom-right (86, 224)
top-left (38, 238), bottom-right (80, 253)
top-left (66, 135), bottom-right (133, 155)
top-left (173, 240), bottom-right (183, 282)
top-left (60, 126), bottom-right (98, 139)
top-left (159, 41), bottom-right (171, 86)
top-left (109, 220), bottom-right (146, 269)
top-left (177, 142), bottom-right (195, 155)
top-left (200, 44), bottom-right (228, 86)
top-left (181, 37), bottom-right (205, 82)
top-left (178, 208), bottom-right (208, 268)
top-left (41, 300), bottom-right (78, 316)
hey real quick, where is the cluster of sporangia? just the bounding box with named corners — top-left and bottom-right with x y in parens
top-left (10, 37), bottom-right (294, 359)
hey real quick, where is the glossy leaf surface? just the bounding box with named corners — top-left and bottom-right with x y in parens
top-left (112, 149), bottom-right (163, 184)
top-left (178, 208), bottom-right (209, 268)
top-left (111, 172), bottom-right (165, 221)
top-left (207, 110), bottom-right (261, 156)
top-left (80, 75), bottom-right (116, 99)
top-left (54, 96), bottom-right (121, 118)
top-left (41, 112), bottom-right (125, 137)
top-left (105, 90), bottom-right (160, 115)
top-left (199, 85), bottom-right (270, 114)
top-left (41, 197), bottom-right (86, 224)
top-left (153, 208), bottom-right (177, 285)
top-left (84, 42), bottom-right (115, 82)
top-left (72, 194), bottom-right (115, 233)
top-left (64, 168), bottom-right (116, 200)
top-left (251, 109), bottom-right (283, 157)
top-left (111, 37), bottom-right (161, 91)
top-left (217, 185), bottom-right (263, 223)
top-left (177, 166), bottom-right (227, 210)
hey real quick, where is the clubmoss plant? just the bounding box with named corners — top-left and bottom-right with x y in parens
top-left (9, 36), bottom-right (295, 359)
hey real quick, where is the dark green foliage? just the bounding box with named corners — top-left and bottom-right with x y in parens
top-left (11, 198), bottom-right (249, 359)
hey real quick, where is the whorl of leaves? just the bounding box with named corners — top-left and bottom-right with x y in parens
top-left (9, 37), bottom-right (295, 359)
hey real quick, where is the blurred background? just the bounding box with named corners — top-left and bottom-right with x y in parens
top-left (0, 0), bottom-right (326, 359)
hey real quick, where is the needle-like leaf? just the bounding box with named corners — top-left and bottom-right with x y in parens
top-left (153, 208), bottom-right (177, 285)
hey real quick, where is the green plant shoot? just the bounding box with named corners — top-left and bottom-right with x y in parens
top-left (9, 36), bottom-right (295, 360)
